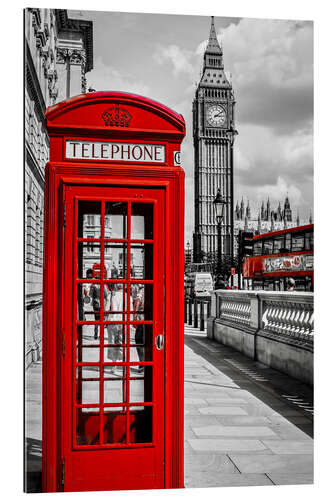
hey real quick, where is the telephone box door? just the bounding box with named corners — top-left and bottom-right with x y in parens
top-left (62, 184), bottom-right (165, 491)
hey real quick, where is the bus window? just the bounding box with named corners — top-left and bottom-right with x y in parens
top-left (253, 280), bottom-right (263, 290)
top-left (294, 278), bottom-right (306, 291)
top-left (305, 276), bottom-right (314, 292)
top-left (273, 235), bottom-right (284, 254)
top-left (263, 280), bottom-right (274, 291)
top-left (305, 231), bottom-right (314, 251)
top-left (285, 233), bottom-right (291, 251)
top-left (292, 233), bottom-right (305, 252)
top-left (263, 239), bottom-right (273, 255)
top-left (253, 241), bottom-right (262, 256)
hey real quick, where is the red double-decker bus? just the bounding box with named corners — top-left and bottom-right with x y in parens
top-left (242, 224), bottom-right (314, 291)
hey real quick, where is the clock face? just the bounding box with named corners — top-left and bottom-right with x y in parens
top-left (206, 105), bottom-right (226, 127)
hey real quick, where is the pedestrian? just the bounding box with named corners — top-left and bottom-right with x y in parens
top-left (134, 285), bottom-right (145, 372)
top-left (79, 268), bottom-right (94, 321)
top-left (106, 284), bottom-right (131, 368)
top-left (89, 273), bottom-right (109, 340)
top-left (286, 277), bottom-right (296, 291)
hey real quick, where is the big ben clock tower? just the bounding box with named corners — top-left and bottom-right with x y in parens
top-left (193, 16), bottom-right (236, 270)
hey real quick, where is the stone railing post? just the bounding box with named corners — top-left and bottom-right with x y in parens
top-left (193, 299), bottom-right (198, 328)
top-left (200, 301), bottom-right (205, 331)
top-left (206, 292), bottom-right (216, 339)
top-left (184, 296), bottom-right (188, 323)
top-left (188, 297), bottom-right (192, 325)
top-left (210, 291), bottom-right (216, 317)
top-left (250, 296), bottom-right (260, 329)
top-left (207, 299), bottom-right (211, 318)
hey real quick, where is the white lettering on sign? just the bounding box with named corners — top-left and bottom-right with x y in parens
top-left (174, 151), bottom-right (181, 166)
top-left (263, 254), bottom-right (314, 273)
top-left (65, 141), bottom-right (166, 163)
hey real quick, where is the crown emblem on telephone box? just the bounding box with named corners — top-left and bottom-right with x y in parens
top-left (102, 104), bottom-right (132, 127)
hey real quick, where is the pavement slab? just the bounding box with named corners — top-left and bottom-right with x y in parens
top-left (262, 440), bottom-right (314, 455)
top-left (192, 425), bottom-right (278, 438)
top-left (215, 416), bottom-right (271, 425)
top-left (185, 454), bottom-right (237, 473)
top-left (229, 454), bottom-right (313, 474)
top-left (186, 472), bottom-right (273, 488)
top-left (188, 439), bottom-right (267, 452)
top-left (198, 406), bottom-right (248, 416)
top-left (267, 473), bottom-right (313, 485)
top-left (185, 398), bottom-right (207, 405)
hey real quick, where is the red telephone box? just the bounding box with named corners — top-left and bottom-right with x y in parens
top-left (42, 92), bottom-right (185, 492)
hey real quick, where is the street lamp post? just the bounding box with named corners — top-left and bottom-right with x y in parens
top-left (186, 240), bottom-right (190, 267)
top-left (213, 189), bottom-right (226, 290)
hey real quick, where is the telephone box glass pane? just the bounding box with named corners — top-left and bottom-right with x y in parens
top-left (76, 366), bottom-right (100, 405)
top-left (77, 242), bottom-right (101, 280)
top-left (105, 284), bottom-right (128, 321)
top-left (78, 201), bottom-right (101, 238)
top-left (104, 346), bottom-right (126, 363)
top-left (79, 283), bottom-right (110, 322)
top-left (129, 407), bottom-right (153, 443)
top-left (130, 284), bottom-right (153, 321)
top-left (76, 409), bottom-right (100, 445)
top-left (78, 281), bottom-right (107, 321)
top-left (77, 325), bottom-right (100, 362)
top-left (105, 202), bottom-right (127, 239)
top-left (104, 368), bottom-right (126, 404)
top-left (131, 203), bottom-right (154, 239)
top-left (103, 409), bottom-right (127, 444)
top-left (104, 323), bottom-right (126, 350)
top-left (104, 243), bottom-right (127, 278)
top-left (129, 366), bottom-right (152, 403)
top-left (129, 325), bottom-right (153, 362)
top-left (130, 243), bottom-right (153, 279)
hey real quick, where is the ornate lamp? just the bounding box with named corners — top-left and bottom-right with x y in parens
top-left (213, 189), bottom-right (226, 290)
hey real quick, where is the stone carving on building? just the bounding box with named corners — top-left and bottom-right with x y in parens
top-left (24, 8), bottom-right (93, 367)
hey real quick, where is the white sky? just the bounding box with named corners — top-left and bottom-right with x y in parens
top-left (72, 10), bottom-right (313, 244)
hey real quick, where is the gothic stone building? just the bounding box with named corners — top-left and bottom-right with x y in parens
top-left (192, 17), bottom-right (236, 265)
top-left (24, 8), bottom-right (93, 367)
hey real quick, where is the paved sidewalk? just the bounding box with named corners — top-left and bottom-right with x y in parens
top-left (25, 326), bottom-right (313, 491)
top-left (25, 360), bottom-right (42, 492)
top-left (184, 324), bottom-right (313, 488)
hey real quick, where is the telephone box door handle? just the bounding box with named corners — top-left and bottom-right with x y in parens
top-left (155, 334), bottom-right (164, 350)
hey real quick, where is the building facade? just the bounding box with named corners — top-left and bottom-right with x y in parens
top-left (192, 17), bottom-right (236, 266)
top-left (24, 8), bottom-right (93, 367)
top-left (233, 196), bottom-right (313, 256)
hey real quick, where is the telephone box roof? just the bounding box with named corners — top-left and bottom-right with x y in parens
top-left (45, 91), bottom-right (186, 134)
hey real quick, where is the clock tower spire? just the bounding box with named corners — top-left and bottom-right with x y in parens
top-left (204, 17), bottom-right (224, 67)
top-left (192, 17), bottom-right (236, 280)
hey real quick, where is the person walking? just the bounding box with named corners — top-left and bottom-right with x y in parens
top-left (134, 285), bottom-right (145, 372)
top-left (89, 277), bottom-right (109, 340)
top-left (107, 284), bottom-right (125, 366)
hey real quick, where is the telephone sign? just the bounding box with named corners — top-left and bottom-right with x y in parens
top-left (65, 140), bottom-right (166, 163)
top-left (42, 92), bottom-right (185, 493)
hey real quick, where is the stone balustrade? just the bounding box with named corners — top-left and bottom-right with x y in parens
top-left (207, 290), bottom-right (314, 385)
top-left (261, 297), bottom-right (314, 344)
top-left (219, 296), bottom-right (252, 328)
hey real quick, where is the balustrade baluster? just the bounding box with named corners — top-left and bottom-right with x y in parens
top-left (301, 310), bottom-right (310, 339)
